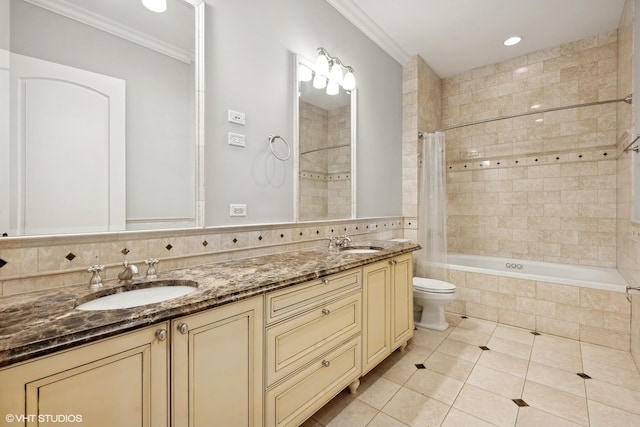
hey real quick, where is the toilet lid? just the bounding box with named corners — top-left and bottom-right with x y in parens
top-left (413, 277), bottom-right (456, 293)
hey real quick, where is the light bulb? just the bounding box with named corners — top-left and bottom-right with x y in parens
top-left (313, 74), bottom-right (327, 89)
top-left (326, 80), bottom-right (339, 95)
top-left (298, 64), bottom-right (312, 82)
top-left (142, 0), bottom-right (167, 13)
top-left (315, 53), bottom-right (329, 75)
top-left (329, 62), bottom-right (343, 84)
top-left (342, 70), bottom-right (355, 90)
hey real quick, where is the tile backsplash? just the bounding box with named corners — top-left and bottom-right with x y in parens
top-left (0, 217), bottom-right (407, 297)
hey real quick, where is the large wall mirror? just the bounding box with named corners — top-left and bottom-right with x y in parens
top-left (294, 54), bottom-right (356, 222)
top-left (0, 0), bottom-right (202, 237)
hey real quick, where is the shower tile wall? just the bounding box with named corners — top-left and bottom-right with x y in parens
top-left (614, 0), bottom-right (640, 368)
top-left (442, 31), bottom-right (619, 267)
top-left (402, 56), bottom-right (442, 241)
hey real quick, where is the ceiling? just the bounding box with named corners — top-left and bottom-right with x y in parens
top-left (328, 0), bottom-right (626, 78)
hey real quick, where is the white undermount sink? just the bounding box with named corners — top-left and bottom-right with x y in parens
top-left (76, 281), bottom-right (197, 311)
top-left (339, 246), bottom-right (383, 254)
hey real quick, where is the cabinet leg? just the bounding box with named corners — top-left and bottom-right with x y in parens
top-left (399, 341), bottom-right (408, 353)
top-left (348, 379), bottom-right (360, 395)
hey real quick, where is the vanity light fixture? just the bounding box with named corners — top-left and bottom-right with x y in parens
top-left (298, 64), bottom-right (313, 82)
top-left (326, 80), bottom-right (340, 95)
top-left (314, 47), bottom-right (356, 95)
top-left (142, 0), bottom-right (167, 13)
top-left (504, 36), bottom-right (522, 46)
top-left (313, 73), bottom-right (327, 89)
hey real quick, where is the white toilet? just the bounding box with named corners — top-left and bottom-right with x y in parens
top-left (413, 277), bottom-right (457, 331)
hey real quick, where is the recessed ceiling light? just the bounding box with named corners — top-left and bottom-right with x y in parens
top-left (504, 36), bottom-right (522, 46)
top-left (530, 104), bottom-right (542, 110)
top-left (515, 66), bottom-right (529, 74)
top-left (142, 0), bottom-right (167, 13)
top-left (535, 118), bottom-right (544, 123)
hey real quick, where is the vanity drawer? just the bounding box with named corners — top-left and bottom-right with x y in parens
top-left (266, 292), bottom-right (361, 386)
top-left (265, 336), bottom-right (361, 427)
top-left (265, 269), bottom-right (361, 325)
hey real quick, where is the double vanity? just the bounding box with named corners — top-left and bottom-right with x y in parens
top-left (0, 240), bottom-right (419, 427)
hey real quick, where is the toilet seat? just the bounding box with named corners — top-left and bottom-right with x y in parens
top-left (413, 277), bottom-right (456, 294)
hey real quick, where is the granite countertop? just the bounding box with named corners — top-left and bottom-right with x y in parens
top-left (0, 240), bottom-right (420, 368)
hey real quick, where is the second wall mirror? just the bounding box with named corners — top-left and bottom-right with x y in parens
top-left (293, 53), bottom-right (356, 222)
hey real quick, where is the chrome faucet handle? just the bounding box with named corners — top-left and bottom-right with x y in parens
top-left (326, 237), bottom-right (339, 250)
top-left (144, 258), bottom-right (159, 280)
top-left (87, 264), bottom-right (105, 290)
top-left (336, 235), bottom-right (352, 247)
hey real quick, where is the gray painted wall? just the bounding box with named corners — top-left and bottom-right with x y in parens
top-left (205, 0), bottom-right (403, 225)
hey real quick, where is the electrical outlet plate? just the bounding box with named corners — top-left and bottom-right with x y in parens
top-left (228, 110), bottom-right (246, 125)
top-left (228, 132), bottom-right (246, 147)
top-left (229, 204), bottom-right (247, 217)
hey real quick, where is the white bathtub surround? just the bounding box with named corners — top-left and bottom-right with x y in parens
top-left (445, 253), bottom-right (631, 350)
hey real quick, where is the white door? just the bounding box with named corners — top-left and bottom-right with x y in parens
top-left (10, 53), bottom-right (125, 235)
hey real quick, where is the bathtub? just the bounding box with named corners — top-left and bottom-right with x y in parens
top-left (446, 253), bottom-right (627, 293)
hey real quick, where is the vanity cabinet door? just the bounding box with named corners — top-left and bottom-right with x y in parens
top-left (362, 255), bottom-right (414, 374)
top-left (171, 295), bottom-right (263, 427)
top-left (362, 260), bottom-right (391, 374)
top-left (391, 254), bottom-right (414, 349)
top-left (0, 323), bottom-right (169, 427)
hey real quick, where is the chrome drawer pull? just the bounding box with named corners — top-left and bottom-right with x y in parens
top-left (322, 278), bottom-right (330, 284)
top-left (177, 323), bottom-right (189, 334)
top-left (321, 360), bottom-right (331, 367)
top-left (321, 308), bottom-right (331, 315)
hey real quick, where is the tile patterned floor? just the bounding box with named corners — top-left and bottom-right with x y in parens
top-left (302, 315), bottom-right (640, 427)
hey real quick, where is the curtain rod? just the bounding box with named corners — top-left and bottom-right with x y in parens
top-left (418, 94), bottom-right (632, 137)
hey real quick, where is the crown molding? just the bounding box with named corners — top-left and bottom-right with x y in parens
top-left (24, 0), bottom-right (194, 64)
top-left (326, 0), bottom-right (410, 66)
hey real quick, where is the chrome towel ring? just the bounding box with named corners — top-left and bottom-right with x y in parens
top-left (268, 134), bottom-right (291, 161)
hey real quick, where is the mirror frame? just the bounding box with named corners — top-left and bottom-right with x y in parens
top-left (292, 53), bottom-right (357, 222)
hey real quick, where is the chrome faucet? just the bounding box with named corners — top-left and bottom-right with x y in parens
top-left (335, 235), bottom-right (352, 248)
top-left (87, 265), bottom-right (105, 290)
top-left (118, 260), bottom-right (139, 283)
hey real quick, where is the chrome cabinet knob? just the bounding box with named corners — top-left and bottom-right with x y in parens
top-left (321, 308), bottom-right (331, 315)
top-left (177, 323), bottom-right (189, 334)
top-left (155, 329), bottom-right (168, 341)
top-left (322, 278), bottom-right (330, 284)
top-left (321, 360), bottom-right (331, 367)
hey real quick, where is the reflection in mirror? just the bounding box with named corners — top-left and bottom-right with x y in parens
top-left (1, 0), bottom-right (200, 237)
top-left (295, 54), bottom-right (356, 222)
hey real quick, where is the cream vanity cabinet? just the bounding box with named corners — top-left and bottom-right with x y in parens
top-left (264, 269), bottom-right (363, 427)
top-left (0, 296), bottom-right (263, 427)
top-left (0, 323), bottom-right (170, 427)
top-left (171, 295), bottom-right (264, 427)
top-left (362, 253), bottom-right (413, 374)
